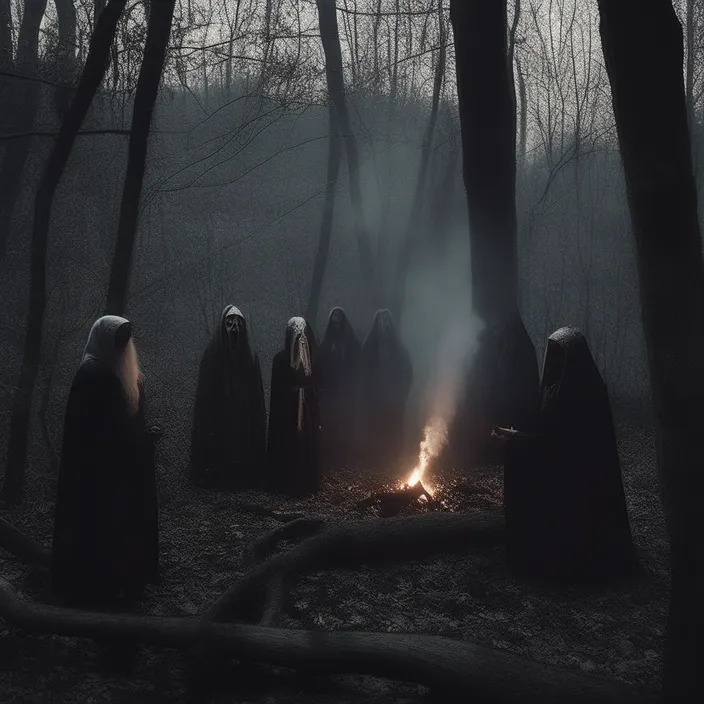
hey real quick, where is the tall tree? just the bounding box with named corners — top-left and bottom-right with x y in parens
top-left (393, 0), bottom-right (447, 319)
top-left (53, 0), bottom-right (78, 119)
top-left (0, 0), bottom-right (128, 504)
top-left (450, 0), bottom-right (518, 324)
top-left (596, 1), bottom-right (704, 700)
top-left (105, 0), bottom-right (177, 315)
top-left (0, 0), bottom-right (12, 70)
top-left (0, 0), bottom-right (49, 257)
top-left (316, 0), bottom-right (377, 311)
top-left (306, 106), bottom-right (342, 329)
top-left (448, 0), bottom-right (539, 469)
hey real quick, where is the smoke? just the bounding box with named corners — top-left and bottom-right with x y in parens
top-left (400, 226), bottom-right (485, 488)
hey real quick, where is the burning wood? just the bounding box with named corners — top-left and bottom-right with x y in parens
top-left (357, 481), bottom-right (434, 517)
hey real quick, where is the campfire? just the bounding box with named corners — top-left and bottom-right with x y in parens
top-left (358, 322), bottom-right (476, 517)
top-left (358, 416), bottom-right (450, 517)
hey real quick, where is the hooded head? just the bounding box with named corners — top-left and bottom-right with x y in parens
top-left (365, 309), bottom-right (398, 360)
top-left (540, 326), bottom-right (601, 421)
top-left (321, 307), bottom-right (356, 354)
top-left (286, 316), bottom-right (313, 375)
top-left (82, 315), bottom-right (141, 413)
top-left (220, 305), bottom-right (250, 357)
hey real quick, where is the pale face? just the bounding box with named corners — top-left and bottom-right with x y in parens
top-left (225, 313), bottom-right (245, 350)
top-left (330, 310), bottom-right (345, 334)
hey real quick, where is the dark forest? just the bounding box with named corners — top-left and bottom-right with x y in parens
top-left (1, 0), bottom-right (703, 702)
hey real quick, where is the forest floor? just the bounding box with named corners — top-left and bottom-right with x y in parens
top-left (0, 424), bottom-right (668, 703)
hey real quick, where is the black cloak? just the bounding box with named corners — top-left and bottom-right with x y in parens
top-left (451, 312), bottom-right (540, 467)
top-left (51, 316), bottom-right (159, 609)
top-left (360, 309), bottom-right (413, 470)
top-left (266, 317), bottom-right (322, 497)
top-left (190, 305), bottom-right (267, 490)
top-left (503, 326), bottom-right (637, 582)
top-left (317, 307), bottom-right (362, 468)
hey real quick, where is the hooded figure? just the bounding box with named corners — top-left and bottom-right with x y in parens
top-left (360, 309), bottom-right (413, 470)
top-left (498, 326), bottom-right (637, 583)
top-left (51, 316), bottom-right (159, 608)
top-left (316, 307), bottom-right (362, 468)
top-left (266, 316), bottom-right (321, 496)
top-left (450, 312), bottom-right (540, 468)
top-left (190, 305), bottom-right (267, 490)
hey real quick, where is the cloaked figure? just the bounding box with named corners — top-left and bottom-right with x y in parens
top-left (51, 316), bottom-right (159, 609)
top-left (360, 309), bottom-right (413, 470)
top-left (317, 307), bottom-right (362, 468)
top-left (495, 326), bottom-right (637, 583)
top-left (190, 305), bottom-right (267, 490)
top-left (451, 313), bottom-right (540, 468)
top-left (267, 317), bottom-right (322, 496)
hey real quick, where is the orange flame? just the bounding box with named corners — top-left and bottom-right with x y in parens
top-left (405, 416), bottom-right (449, 490)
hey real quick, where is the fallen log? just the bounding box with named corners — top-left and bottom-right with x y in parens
top-left (205, 511), bottom-right (506, 623)
top-left (0, 515), bottom-right (51, 567)
top-left (245, 517), bottom-right (327, 566)
top-left (0, 577), bottom-right (655, 703)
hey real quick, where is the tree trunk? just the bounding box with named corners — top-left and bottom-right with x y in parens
top-left (685, 0), bottom-right (697, 178)
top-left (0, 0), bottom-right (48, 257)
top-left (53, 0), bottom-right (78, 120)
top-left (0, 0), bottom-right (12, 70)
top-left (516, 55), bottom-right (528, 166)
top-left (104, 0), bottom-right (176, 316)
top-left (306, 106), bottom-right (341, 329)
top-left (596, 1), bottom-right (704, 701)
top-left (0, 0), bottom-right (128, 505)
top-left (316, 0), bottom-right (377, 311)
top-left (394, 0), bottom-right (446, 320)
top-left (450, 0), bottom-right (517, 324)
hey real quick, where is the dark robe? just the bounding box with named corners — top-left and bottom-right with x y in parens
top-left (450, 313), bottom-right (540, 468)
top-left (317, 307), bottom-right (361, 468)
top-left (51, 361), bottom-right (158, 608)
top-left (503, 326), bottom-right (638, 583)
top-left (190, 306), bottom-right (267, 490)
top-left (360, 309), bottom-right (413, 470)
top-left (266, 318), bottom-right (322, 497)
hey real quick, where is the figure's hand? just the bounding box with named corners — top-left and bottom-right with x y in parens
top-left (147, 424), bottom-right (164, 440)
top-left (491, 425), bottom-right (517, 441)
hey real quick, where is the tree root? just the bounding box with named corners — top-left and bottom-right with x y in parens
top-left (204, 511), bottom-right (506, 623)
top-left (0, 577), bottom-right (655, 703)
top-left (245, 517), bottom-right (327, 566)
top-left (0, 515), bottom-right (51, 567)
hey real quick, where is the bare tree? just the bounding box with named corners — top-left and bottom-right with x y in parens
top-left (451, 0), bottom-right (517, 323)
top-left (0, 0), bottom-right (49, 257)
top-left (0, 0), bottom-right (12, 70)
top-left (316, 0), bottom-right (377, 310)
top-left (105, 0), bottom-right (177, 315)
top-left (0, 0), bottom-right (128, 504)
top-left (394, 0), bottom-right (446, 319)
top-left (306, 105), bottom-right (341, 329)
top-left (52, 0), bottom-right (78, 118)
top-left (597, 0), bottom-right (704, 700)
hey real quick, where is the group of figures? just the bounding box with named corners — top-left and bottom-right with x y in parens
top-left (49, 309), bottom-right (638, 613)
top-left (190, 306), bottom-right (413, 497)
top-left (50, 307), bottom-right (413, 610)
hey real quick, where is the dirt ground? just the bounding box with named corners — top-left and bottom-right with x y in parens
top-left (0, 424), bottom-right (668, 703)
